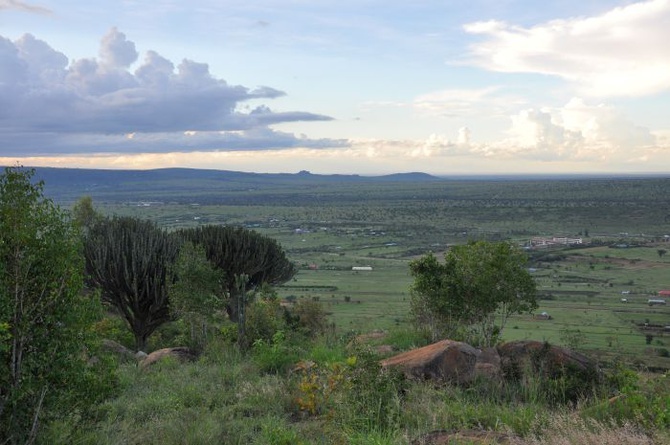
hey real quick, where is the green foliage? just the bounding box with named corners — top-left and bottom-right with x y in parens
top-left (252, 331), bottom-right (300, 374)
top-left (71, 195), bottom-right (102, 232)
top-left (585, 371), bottom-right (670, 431)
top-left (410, 241), bottom-right (538, 346)
top-left (168, 241), bottom-right (222, 351)
top-left (84, 216), bottom-right (179, 351)
top-left (91, 314), bottom-right (135, 349)
top-left (292, 349), bottom-right (406, 434)
top-left (33, 325), bottom-right (668, 444)
top-left (246, 298), bottom-right (288, 345)
top-left (177, 225), bottom-right (296, 323)
top-left (559, 328), bottom-right (588, 351)
top-left (169, 241), bottom-right (221, 317)
top-left (0, 166), bottom-right (115, 444)
top-left (293, 360), bottom-right (349, 417)
top-left (290, 299), bottom-right (329, 338)
top-left (336, 349), bottom-right (406, 433)
top-left (60, 342), bottom-right (296, 445)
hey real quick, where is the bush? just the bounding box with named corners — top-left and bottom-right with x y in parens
top-left (252, 331), bottom-right (300, 374)
top-left (585, 369), bottom-right (670, 431)
top-left (335, 349), bottom-right (407, 433)
top-left (246, 298), bottom-right (287, 345)
top-left (290, 299), bottom-right (329, 338)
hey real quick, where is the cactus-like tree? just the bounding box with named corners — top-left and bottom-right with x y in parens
top-left (178, 226), bottom-right (296, 324)
top-left (84, 216), bottom-right (179, 351)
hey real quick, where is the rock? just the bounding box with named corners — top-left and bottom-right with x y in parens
top-left (100, 339), bottom-right (136, 362)
top-left (139, 347), bottom-right (198, 370)
top-left (347, 330), bottom-right (388, 349)
top-left (375, 344), bottom-right (395, 356)
top-left (474, 347), bottom-right (501, 380)
top-left (380, 339), bottom-right (479, 385)
top-left (496, 340), bottom-right (599, 382)
top-left (412, 429), bottom-right (513, 444)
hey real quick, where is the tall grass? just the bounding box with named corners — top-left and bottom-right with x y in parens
top-left (514, 413), bottom-right (661, 445)
top-left (39, 331), bottom-right (668, 445)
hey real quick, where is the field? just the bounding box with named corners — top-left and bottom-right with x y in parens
top-left (78, 173), bottom-right (670, 371)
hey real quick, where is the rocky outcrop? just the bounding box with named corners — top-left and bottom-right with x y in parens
top-left (139, 347), bottom-right (199, 370)
top-left (380, 339), bottom-right (480, 385)
top-left (380, 338), bottom-right (598, 387)
top-left (100, 339), bottom-right (136, 363)
top-left (474, 347), bottom-right (502, 380)
top-left (496, 340), bottom-right (598, 379)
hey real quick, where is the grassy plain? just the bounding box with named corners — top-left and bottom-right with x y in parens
top-left (92, 175), bottom-right (670, 370)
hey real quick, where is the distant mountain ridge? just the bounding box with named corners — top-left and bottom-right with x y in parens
top-left (26, 166), bottom-right (440, 204)
top-left (33, 167), bottom-right (438, 183)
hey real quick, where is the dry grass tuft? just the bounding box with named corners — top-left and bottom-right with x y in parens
top-left (512, 413), bottom-right (657, 445)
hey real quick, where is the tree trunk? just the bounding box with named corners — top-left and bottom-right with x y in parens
top-left (135, 334), bottom-right (148, 353)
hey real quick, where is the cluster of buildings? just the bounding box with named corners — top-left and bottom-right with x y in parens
top-left (528, 236), bottom-right (584, 248)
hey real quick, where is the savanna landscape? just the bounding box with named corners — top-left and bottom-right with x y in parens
top-left (2, 167), bottom-right (667, 444)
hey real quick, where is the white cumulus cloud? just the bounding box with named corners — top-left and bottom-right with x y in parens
top-left (464, 0), bottom-right (670, 97)
top-left (488, 98), bottom-right (657, 162)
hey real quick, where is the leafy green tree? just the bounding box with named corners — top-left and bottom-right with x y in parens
top-left (71, 195), bottom-right (102, 232)
top-left (168, 241), bottom-right (222, 351)
top-left (409, 241), bottom-right (537, 346)
top-left (0, 167), bottom-right (114, 444)
top-left (84, 216), bottom-right (179, 351)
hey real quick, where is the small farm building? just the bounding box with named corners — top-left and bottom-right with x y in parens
top-left (648, 299), bottom-right (667, 306)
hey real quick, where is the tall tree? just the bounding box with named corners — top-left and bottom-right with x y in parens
top-left (168, 241), bottom-right (222, 350)
top-left (71, 195), bottom-right (102, 232)
top-left (410, 241), bottom-right (537, 346)
top-left (0, 167), bottom-right (113, 444)
top-left (84, 216), bottom-right (179, 351)
top-left (178, 226), bottom-right (296, 323)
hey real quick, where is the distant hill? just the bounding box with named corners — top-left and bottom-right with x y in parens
top-left (26, 167), bottom-right (441, 204)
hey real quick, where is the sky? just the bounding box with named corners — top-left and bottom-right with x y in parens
top-left (1, 0), bottom-right (669, 175)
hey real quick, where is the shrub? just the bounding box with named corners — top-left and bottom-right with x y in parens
top-left (585, 370), bottom-right (670, 431)
top-left (246, 298), bottom-right (287, 344)
top-left (252, 331), bottom-right (300, 374)
top-left (335, 349), bottom-right (407, 433)
top-left (290, 299), bottom-right (329, 337)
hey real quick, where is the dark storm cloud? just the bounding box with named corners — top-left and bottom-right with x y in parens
top-left (0, 28), bottom-right (341, 156)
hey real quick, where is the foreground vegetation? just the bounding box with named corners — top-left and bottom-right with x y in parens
top-left (42, 330), bottom-right (670, 445)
